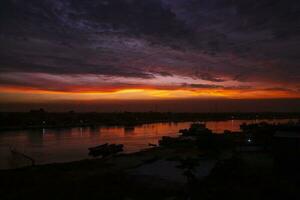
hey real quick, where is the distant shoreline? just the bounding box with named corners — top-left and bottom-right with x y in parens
top-left (1, 112), bottom-right (299, 132)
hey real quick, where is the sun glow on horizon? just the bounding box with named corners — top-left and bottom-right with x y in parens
top-left (1, 85), bottom-right (300, 103)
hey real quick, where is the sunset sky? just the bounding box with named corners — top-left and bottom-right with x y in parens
top-left (0, 0), bottom-right (300, 111)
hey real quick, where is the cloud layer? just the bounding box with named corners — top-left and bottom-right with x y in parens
top-left (0, 0), bottom-right (300, 100)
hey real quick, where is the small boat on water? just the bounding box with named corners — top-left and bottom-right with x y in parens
top-left (88, 143), bottom-right (124, 157)
top-left (88, 143), bottom-right (109, 151)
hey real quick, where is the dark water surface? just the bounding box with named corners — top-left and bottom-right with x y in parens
top-left (0, 119), bottom-right (296, 169)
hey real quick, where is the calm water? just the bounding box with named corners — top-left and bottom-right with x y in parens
top-left (0, 119), bottom-right (296, 169)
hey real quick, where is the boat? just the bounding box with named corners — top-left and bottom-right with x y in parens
top-left (88, 143), bottom-right (124, 157)
top-left (88, 143), bottom-right (109, 152)
top-left (148, 143), bottom-right (157, 147)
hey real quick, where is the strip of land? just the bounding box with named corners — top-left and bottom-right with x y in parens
top-left (1, 111), bottom-right (300, 131)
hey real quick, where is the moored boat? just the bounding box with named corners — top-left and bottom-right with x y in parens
top-left (89, 143), bottom-right (124, 157)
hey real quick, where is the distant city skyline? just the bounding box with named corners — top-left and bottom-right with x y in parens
top-left (1, 99), bottom-right (300, 113)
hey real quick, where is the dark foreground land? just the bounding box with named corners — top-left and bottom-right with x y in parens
top-left (1, 122), bottom-right (300, 200)
top-left (1, 110), bottom-right (300, 130)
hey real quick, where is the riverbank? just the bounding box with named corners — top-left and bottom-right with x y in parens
top-left (0, 146), bottom-right (212, 199)
top-left (1, 144), bottom-right (299, 200)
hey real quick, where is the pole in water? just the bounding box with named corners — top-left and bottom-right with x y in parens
top-left (10, 146), bottom-right (35, 166)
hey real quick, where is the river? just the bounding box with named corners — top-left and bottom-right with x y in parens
top-left (0, 118), bottom-right (296, 169)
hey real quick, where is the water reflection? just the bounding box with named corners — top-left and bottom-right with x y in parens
top-left (0, 119), bottom-right (296, 169)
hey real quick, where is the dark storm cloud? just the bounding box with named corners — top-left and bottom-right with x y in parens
top-left (0, 53), bottom-right (154, 79)
top-left (162, 0), bottom-right (300, 83)
top-left (0, 0), bottom-right (299, 88)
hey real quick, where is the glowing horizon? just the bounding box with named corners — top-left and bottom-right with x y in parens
top-left (1, 85), bottom-right (300, 104)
